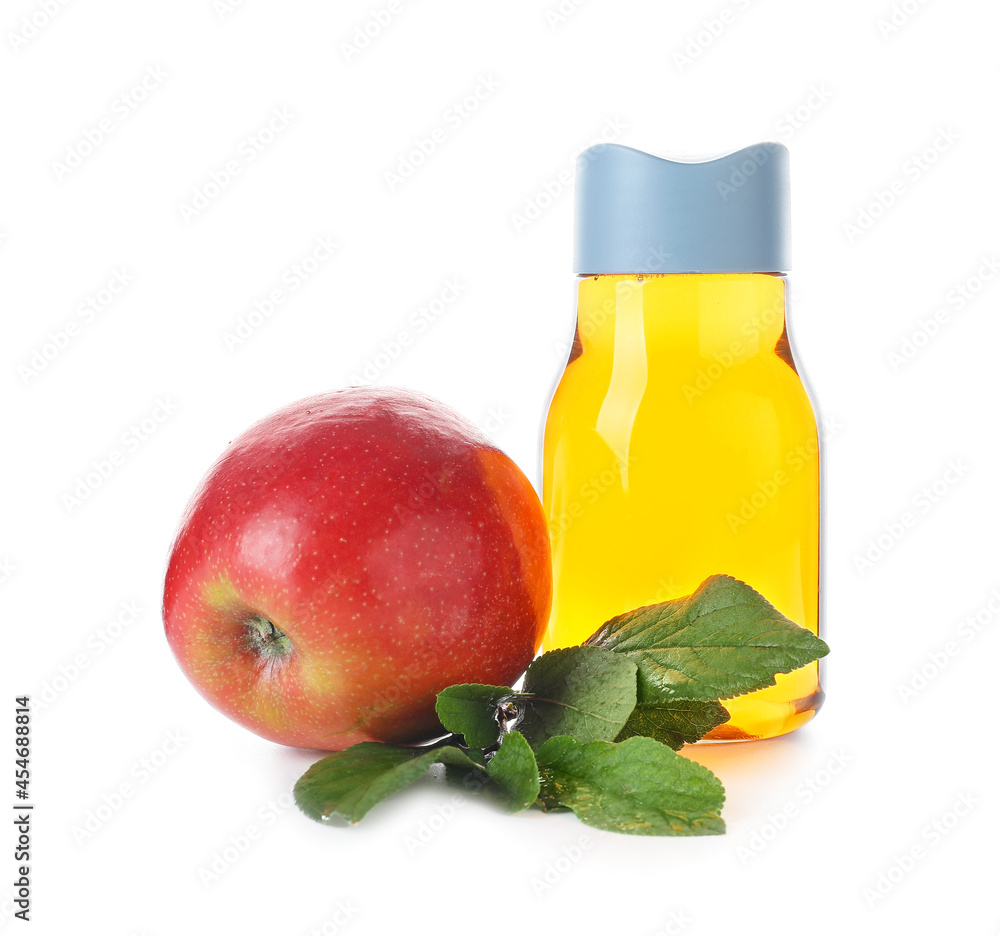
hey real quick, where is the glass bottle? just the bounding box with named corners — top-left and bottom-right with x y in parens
top-left (542, 143), bottom-right (822, 740)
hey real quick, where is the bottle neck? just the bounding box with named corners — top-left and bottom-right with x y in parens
top-left (573, 273), bottom-right (787, 362)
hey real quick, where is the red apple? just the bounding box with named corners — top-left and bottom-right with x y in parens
top-left (162, 387), bottom-right (551, 750)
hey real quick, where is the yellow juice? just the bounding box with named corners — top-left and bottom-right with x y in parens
top-left (542, 272), bottom-right (821, 740)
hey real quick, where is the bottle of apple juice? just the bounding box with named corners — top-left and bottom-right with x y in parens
top-left (542, 143), bottom-right (822, 741)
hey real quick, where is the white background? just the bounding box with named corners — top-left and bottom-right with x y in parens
top-left (2, 0), bottom-right (998, 933)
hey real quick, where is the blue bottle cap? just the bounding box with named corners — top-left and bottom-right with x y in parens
top-left (574, 143), bottom-right (791, 275)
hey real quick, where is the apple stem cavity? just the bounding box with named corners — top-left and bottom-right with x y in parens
top-left (243, 616), bottom-right (293, 662)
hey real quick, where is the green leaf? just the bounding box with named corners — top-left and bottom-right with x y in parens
top-left (517, 646), bottom-right (638, 749)
top-left (615, 699), bottom-right (730, 749)
top-left (486, 731), bottom-right (540, 812)
top-left (294, 742), bottom-right (485, 824)
top-left (442, 747), bottom-right (506, 801)
top-left (435, 684), bottom-right (513, 748)
top-left (585, 575), bottom-right (830, 702)
top-left (535, 735), bottom-right (725, 836)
